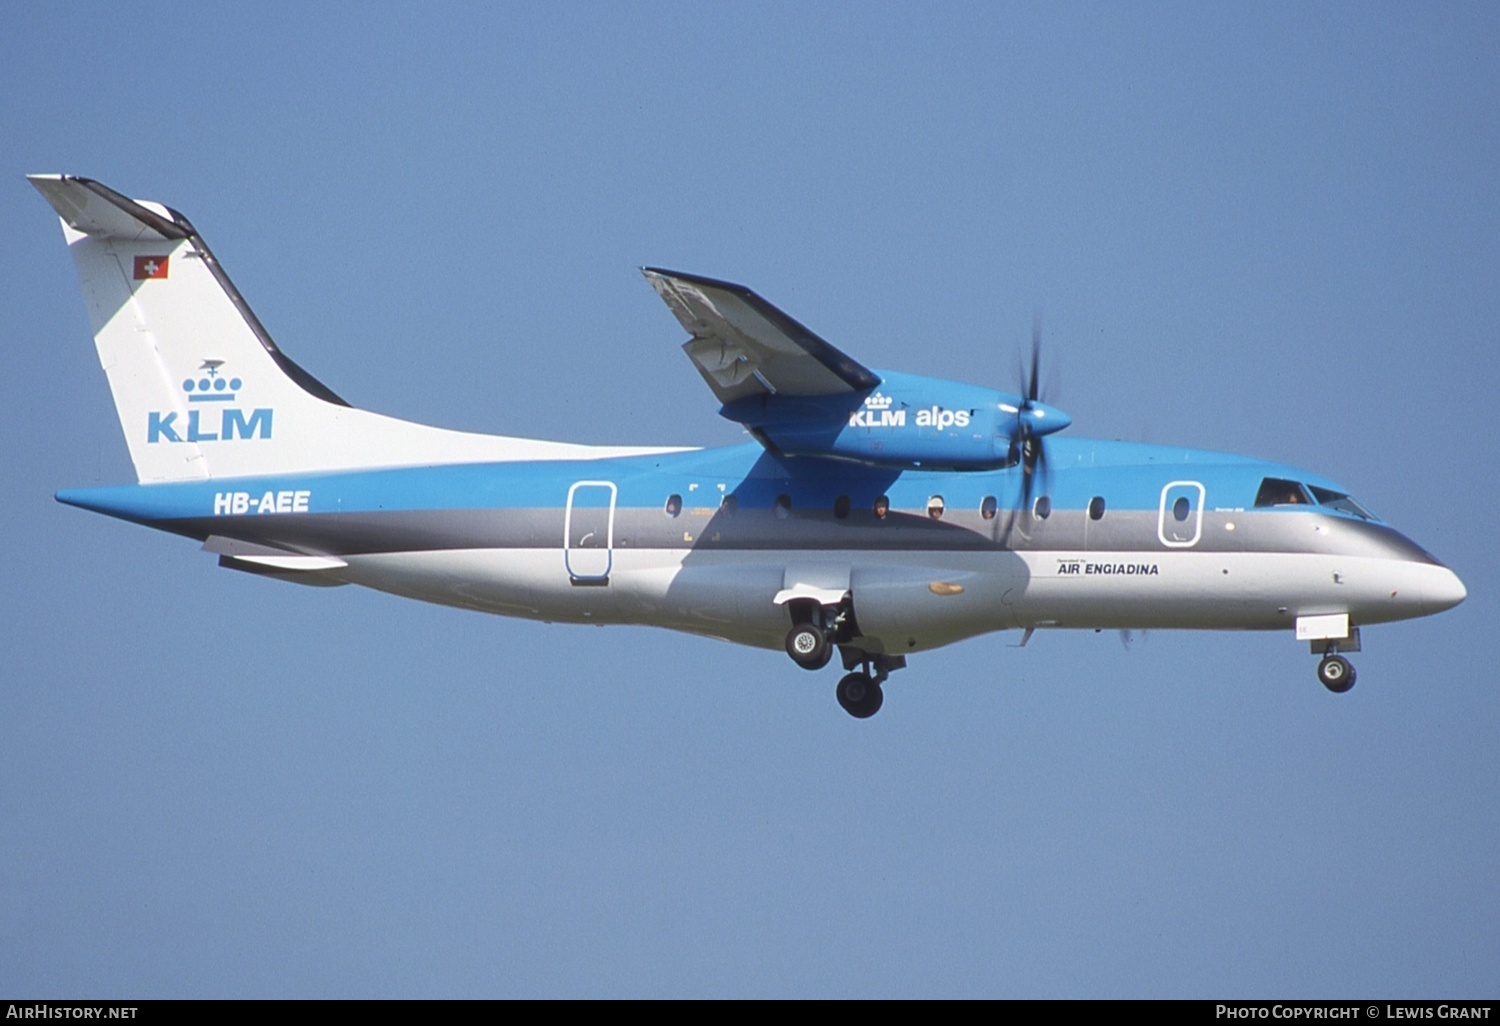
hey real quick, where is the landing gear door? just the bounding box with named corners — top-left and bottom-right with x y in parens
top-left (565, 481), bottom-right (616, 584)
top-left (1158, 481), bottom-right (1205, 548)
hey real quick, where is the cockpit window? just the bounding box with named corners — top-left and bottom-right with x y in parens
top-left (1254, 478), bottom-right (1312, 507)
top-left (1308, 485), bottom-right (1376, 521)
top-left (1255, 477), bottom-right (1378, 520)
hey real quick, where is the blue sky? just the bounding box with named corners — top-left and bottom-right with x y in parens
top-left (2, 3), bottom-right (1497, 997)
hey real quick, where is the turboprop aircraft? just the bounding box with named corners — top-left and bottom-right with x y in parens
top-left (32, 174), bottom-right (1467, 718)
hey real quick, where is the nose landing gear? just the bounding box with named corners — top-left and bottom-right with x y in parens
top-left (1317, 654), bottom-right (1356, 693)
top-left (1307, 626), bottom-right (1360, 694)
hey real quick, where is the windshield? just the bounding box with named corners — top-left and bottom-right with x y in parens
top-left (1254, 477), bottom-right (1379, 520)
top-left (1307, 485), bottom-right (1377, 521)
top-left (1254, 477), bottom-right (1312, 507)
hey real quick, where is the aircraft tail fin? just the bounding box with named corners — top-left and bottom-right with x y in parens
top-left (32, 175), bottom-right (676, 483)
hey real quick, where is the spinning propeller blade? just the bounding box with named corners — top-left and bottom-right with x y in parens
top-left (1003, 321), bottom-right (1069, 542)
top-left (1018, 323), bottom-right (1047, 513)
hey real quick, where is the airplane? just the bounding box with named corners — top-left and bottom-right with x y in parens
top-left (31, 174), bottom-right (1467, 718)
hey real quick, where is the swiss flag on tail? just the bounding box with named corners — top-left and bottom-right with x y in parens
top-left (133, 255), bottom-right (169, 280)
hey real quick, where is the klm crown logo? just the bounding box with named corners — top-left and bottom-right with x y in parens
top-left (850, 391), bottom-right (906, 428)
top-left (182, 359), bottom-right (242, 402)
top-left (148, 359), bottom-right (273, 444)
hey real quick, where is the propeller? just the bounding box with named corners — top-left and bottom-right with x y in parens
top-left (1015, 323), bottom-right (1048, 514)
top-left (1003, 322), bottom-right (1068, 539)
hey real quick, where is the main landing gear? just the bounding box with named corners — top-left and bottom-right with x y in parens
top-left (784, 598), bottom-right (846, 672)
top-left (785, 622), bottom-right (833, 670)
top-left (783, 599), bottom-right (902, 718)
top-left (836, 669), bottom-right (885, 718)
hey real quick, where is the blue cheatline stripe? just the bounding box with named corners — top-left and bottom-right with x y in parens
top-left (54, 437), bottom-right (1376, 527)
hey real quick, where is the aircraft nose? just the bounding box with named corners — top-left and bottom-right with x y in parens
top-left (1421, 564), bottom-right (1467, 615)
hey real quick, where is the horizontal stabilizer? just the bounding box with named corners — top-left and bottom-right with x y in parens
top-left (29, 174), bottom-right (190, 241)
top-left (215, 556), bottom-right (350, 586)
top-left (204, 535), bottom-right (348, 570)
top-left (205, 535), bottom-right (349, 585)
top-left (221, 553), bottom-right (348, 571)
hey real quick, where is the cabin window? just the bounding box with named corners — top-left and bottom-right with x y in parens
top-left (1033, 495), bottom-right (1051, 520)
top-left (775, 494), bottom-right (792, 520)
top-left (927, 495), bottom-right (945, 520)
top-left (720, 494), bottom-right (737, 515)
top-left (1088, 496), bottom-right (1106, 520)
top-left (1173, 496), bottom-right (1190, 521)
top-left (664, 494), bottom-right (682, 517)
top-left (980, 496), bottom-right (998, 520)
top-left (1255, 477), bottom-right (1312, 507)
top-left (833, 495), bottom-right (851, 520)
top-left (873, 495), bottom-right (890, 520)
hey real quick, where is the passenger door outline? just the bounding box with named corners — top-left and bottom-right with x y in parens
top-left (564, 480), bottom-right (617, 584)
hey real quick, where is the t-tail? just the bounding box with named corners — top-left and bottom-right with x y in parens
top-left (31, 175), bottom-right (676, 484)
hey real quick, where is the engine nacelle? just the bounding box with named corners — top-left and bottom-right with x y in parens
top-left (721, 370), bottom-right (1069, 471)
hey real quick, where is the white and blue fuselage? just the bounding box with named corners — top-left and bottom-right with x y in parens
top-left (59, 437), bottom-right (1464, 654)
top-left (33, 174), bottom-right (1464, 716)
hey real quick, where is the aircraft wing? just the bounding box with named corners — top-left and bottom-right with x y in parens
top-left (643, 268), bottom-right (881, 405)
